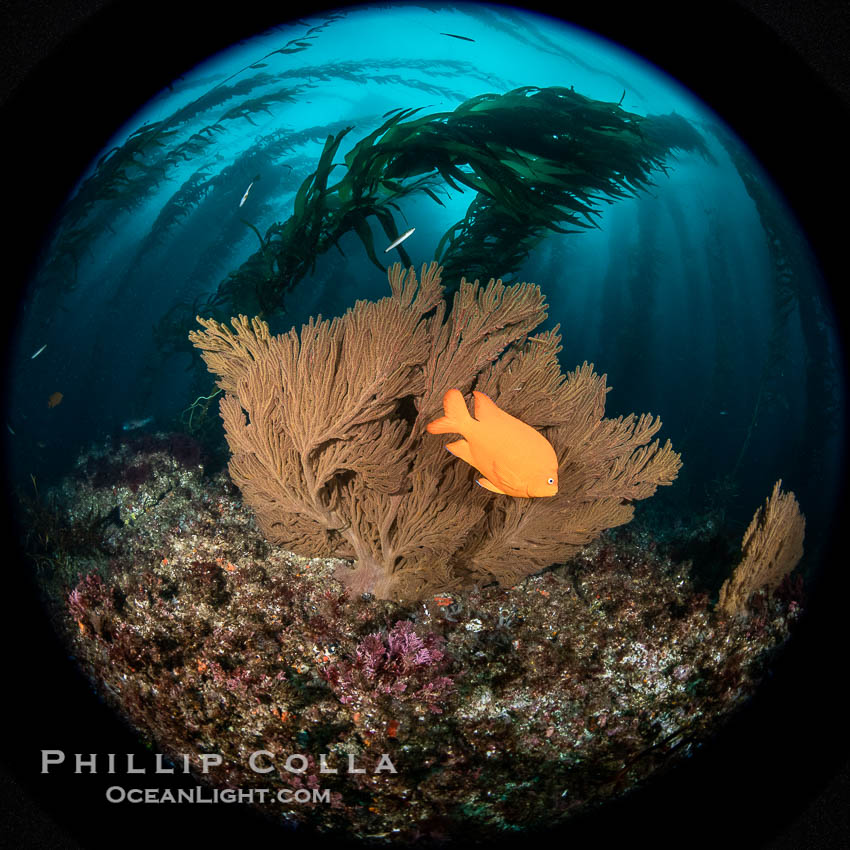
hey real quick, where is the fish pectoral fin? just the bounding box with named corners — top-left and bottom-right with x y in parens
top-left (491, 460), bottom-right (520, 491)
top-left (445, 439), bottom-right (474, 466)
top-left (477, 477), bottom-right (508, 494)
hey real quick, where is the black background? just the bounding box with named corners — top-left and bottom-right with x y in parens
top-left (0, 1), bottom-right (848, 847)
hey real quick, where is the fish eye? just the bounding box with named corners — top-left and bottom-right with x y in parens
top-left (548, 477), bottom-right (554, 485)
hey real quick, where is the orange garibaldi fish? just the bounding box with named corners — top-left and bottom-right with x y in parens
top-left (426, 389), bottom-right (558, 497)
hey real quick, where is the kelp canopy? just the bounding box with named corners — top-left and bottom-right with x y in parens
top-left (191, 85), bottom-right (711, 327)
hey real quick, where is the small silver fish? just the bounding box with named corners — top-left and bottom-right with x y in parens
top-left (122, 416), bottom-right (154, 431)
top-left (440, 32), bottom-right (476, 42)
top-left (31, 344), bottom-right (47, 359)
top-left (6, 423), bottom-right (14, 435)
top-left (239, 181), bottom-right (254, 208)
top-left (384, 227), bottom-right (415, 253)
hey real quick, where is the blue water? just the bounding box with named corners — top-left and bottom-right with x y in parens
top-left (5, 2), bottom-right (844, 555)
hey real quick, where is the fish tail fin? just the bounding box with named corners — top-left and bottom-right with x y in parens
top-left (425, 388), bottom-right (471, 434)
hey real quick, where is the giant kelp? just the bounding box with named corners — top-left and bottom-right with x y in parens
top-left (137, 119), bottom-right (365, 287)
top-left (200, 85), bottom-right (711, 325)
top-left (708, 125), bottom-right (839, 483)
top-left (432, 97), bottom-right (713, 283)
top-left (203, 118), bottom-right (443, 318)
top-left (449, 2), bottom-right (647, 101)
top-left (44, 46), bottom-right (498, 291)
top-left (209, 12), bottom-right (348, 92)
top-left (189, 262), bottom-right (681, 601)
top-left (269, 56), bottom-right (507, 98)
top-left (36, 11), bottom-right (346, 296)
top-left (598, 196), bottom-right (664, 415)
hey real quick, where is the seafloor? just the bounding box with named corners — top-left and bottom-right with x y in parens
top-left (25, 433), bottom-right (799, 844)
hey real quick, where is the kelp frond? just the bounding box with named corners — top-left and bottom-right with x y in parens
top-left (204, 85), bottom-right (710, 317)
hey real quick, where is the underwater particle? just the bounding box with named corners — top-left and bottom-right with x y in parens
top-left (383, 227), bottom-right (415, 253)
top-left (426, 388), bottom-right (558, 497)
top-left (31, 343), bottom-right (47, 359)
top-left (47, 391), bottom-right (63, 408)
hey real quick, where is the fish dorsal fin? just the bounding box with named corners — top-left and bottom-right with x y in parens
top-left (472, 391), bottom-right (503, 422)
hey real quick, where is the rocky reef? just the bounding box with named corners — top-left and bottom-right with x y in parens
top-left (29, 435), bottom-right (800, 844)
